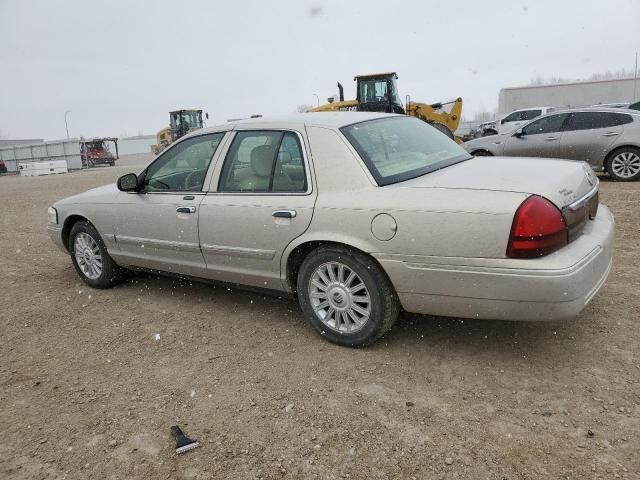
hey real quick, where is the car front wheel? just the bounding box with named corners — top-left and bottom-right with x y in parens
top-left (297, 246), bottom-right (399, 347)
top-left (69, 221), bottom-right (126, 288)
top-left (606, 147), bottom-right (640, 181)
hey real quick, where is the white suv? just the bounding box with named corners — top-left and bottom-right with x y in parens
top-left (481, 107), bottom-right (555, 136)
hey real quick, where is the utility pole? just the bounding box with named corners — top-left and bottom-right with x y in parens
top-left (634, 52), bottom-right (638, 102)
top-left (313, 93), bottom-right (320, 107)
top-left (64, 110), bottom-right (72, 138)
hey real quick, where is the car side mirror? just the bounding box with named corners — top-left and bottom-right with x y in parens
top-left (500, 119), bottom-right (506, 125)
top-left (514, 130), bottom-right (526, 138)
top-left (117, 173), bottom-right (139, 192)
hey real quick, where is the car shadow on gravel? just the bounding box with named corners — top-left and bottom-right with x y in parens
top-left (121, 271), bottom-right (587, 361)
top-left (379, 311), bottom-right (590, 361)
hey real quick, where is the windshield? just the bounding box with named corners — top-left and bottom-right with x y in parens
top-left (341, 116), bottom-right (471, 185)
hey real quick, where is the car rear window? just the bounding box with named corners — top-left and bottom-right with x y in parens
top-left (340, 116), bottom-right (471, 186)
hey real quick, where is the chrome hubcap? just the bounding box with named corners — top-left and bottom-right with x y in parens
top-left (612, 152), bottom-right (640, 178)
top-left (74, 232), bottom-right (103, 280)
top-left (308, 261), bottom-right (371, 333)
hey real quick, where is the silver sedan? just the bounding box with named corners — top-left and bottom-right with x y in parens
top-left (463, 108), bottom-right (640, 181)
top-left (48, 113), bottom-right (614, 346)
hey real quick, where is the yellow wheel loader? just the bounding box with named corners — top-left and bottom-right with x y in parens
top-left (308, 72), bottom-right (463, 141)
top-left (151, 109), bottom-right (208, 155)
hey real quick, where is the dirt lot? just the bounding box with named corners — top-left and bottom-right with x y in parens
top-left (1, 161), bottom-right (638, 480)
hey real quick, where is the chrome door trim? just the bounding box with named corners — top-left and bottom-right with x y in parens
top-left (200, 243), bottom-right (276, 260)
top-left (115, 235), bottom-right (201, 253)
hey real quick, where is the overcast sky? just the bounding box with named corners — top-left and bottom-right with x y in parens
top-left (0, 0), bottom-right (638, 140)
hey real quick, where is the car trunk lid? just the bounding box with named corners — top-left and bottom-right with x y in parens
top-left (398, 156), bottom-right (597, 210)
top-left (397, 156), bottom-right (599, 243)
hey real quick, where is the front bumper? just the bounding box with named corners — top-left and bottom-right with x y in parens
top-left (376, 204), bottom-right (614, 321)
top-left (48, 224), bottom-right (67, 253)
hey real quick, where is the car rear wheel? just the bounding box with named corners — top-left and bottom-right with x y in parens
top-left (297, 246), bottom-right (399, 347)
top-left (606, 147), bottom-right (640, 181)
top-left (69, 221), bottom-right (126, 289)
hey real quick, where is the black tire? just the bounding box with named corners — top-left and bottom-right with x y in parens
top-left (428, 121), bottom-right (455, 140)
top-left (297, 245), bottom-right (400, 347)
top-left (472, 150), bottom-right (493, 156)
top-left (68, 221), bottom-right (126, 289)
top-left (605, 147), bottom-right (640, 181)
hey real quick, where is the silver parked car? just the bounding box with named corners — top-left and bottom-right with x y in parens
top-left (463, 108), bottom-right (640, 181)
top-left (48, 113), bottom-right (614, 346)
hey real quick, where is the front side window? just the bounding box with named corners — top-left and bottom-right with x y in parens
top-left (502, 111), bottom-right (524, 122)
top-left (521, 114), bottom-right (569, 135)
top-left (218, 131), bottom-right (307, 193)
top-left (341, 116), bottom-right (471, 186)
top-left (143, 133), bottom-right (224, 192)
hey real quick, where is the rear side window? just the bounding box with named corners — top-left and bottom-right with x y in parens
top-left (564, 112), bottom-right (632, 131)
top-left (521, 114), bottom-right (569, 135)
top-left (218, 131), bottom-right (307, 193)
top-left (519, 109), bottom-right (542, 121)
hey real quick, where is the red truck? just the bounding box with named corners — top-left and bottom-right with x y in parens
top-left (80, 137), bottom-right (119, 167)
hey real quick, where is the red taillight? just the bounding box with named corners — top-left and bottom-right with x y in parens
top-left (507, 195), bottom-right (568, 258)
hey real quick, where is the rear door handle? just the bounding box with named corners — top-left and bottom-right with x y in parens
top-left (602, 132), bottom-right (620, 137)
top-left (544, 136), bottom-right (559, 141)
top-left (272, 210), bottom-right (297, 219)
top-left (176, 206), bottom-right (196, 214)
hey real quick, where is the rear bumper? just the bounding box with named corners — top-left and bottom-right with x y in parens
top-left (376, 205), bottom-right (614, 321)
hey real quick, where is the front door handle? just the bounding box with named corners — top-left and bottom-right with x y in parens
top-left (176, 206), bottom-right (196, 214)
top-left (544, 136), bottom-right (559, 141)
top-left (272, 210), bottom-right (297, 219)
top-left (602, 132), bottom-right (620, 137)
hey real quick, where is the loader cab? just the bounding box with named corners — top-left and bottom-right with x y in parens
top-left (170, 109), bottom-right (204, 140)
top-left (355, 72), bottom-right (405, 114)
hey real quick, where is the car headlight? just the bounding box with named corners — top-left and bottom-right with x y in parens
top-left (47, 206), bottom-right (58, 224)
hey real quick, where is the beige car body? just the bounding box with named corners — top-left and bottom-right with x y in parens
top-left (49, 112), bottom-right (614, 322)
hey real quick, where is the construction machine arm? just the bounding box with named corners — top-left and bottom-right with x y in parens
top-left (307, 100), bottom-right (359, 112)
top-left (406, 97), bottom-right (463, 133)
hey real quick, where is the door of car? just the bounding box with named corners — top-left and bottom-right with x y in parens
top-left (557, 112), bottom-right (627, 166)
top-left (198, 129), bottom-right (316, 290)
top-left (502, 113), bottom-right (570, 158)
top-left (112, 132), bottom-right (227, 275)
top-left (498, 109), bottom-right (542, 134)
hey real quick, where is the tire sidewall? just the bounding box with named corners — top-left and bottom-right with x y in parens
top-left (607, 147), bottom-right (640, 182)
top-left (297, 248), bottom-right (389, 347)
top-left (68, 222), bottom-right (118, 288)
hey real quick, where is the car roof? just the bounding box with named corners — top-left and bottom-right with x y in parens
top-left (193, 112), bottom-right (395, 135)
top-left (546, 106), bottom-right (640, 115)
top-left (511, 106), bottom-right (554, 111)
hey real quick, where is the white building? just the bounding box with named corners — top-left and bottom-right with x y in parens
top-left (118, 134), bottom-right (156, 155)
top-left (498, 77), bottom-right (639, 114)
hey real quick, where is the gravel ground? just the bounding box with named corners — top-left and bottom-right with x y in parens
top-left (0, 161), bottom-right (638, 480)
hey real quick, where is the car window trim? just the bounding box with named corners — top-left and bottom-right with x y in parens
top-left (213, 129), bottom-right (313, 196)
top-left (138, 131), bottom-right (228, 194)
